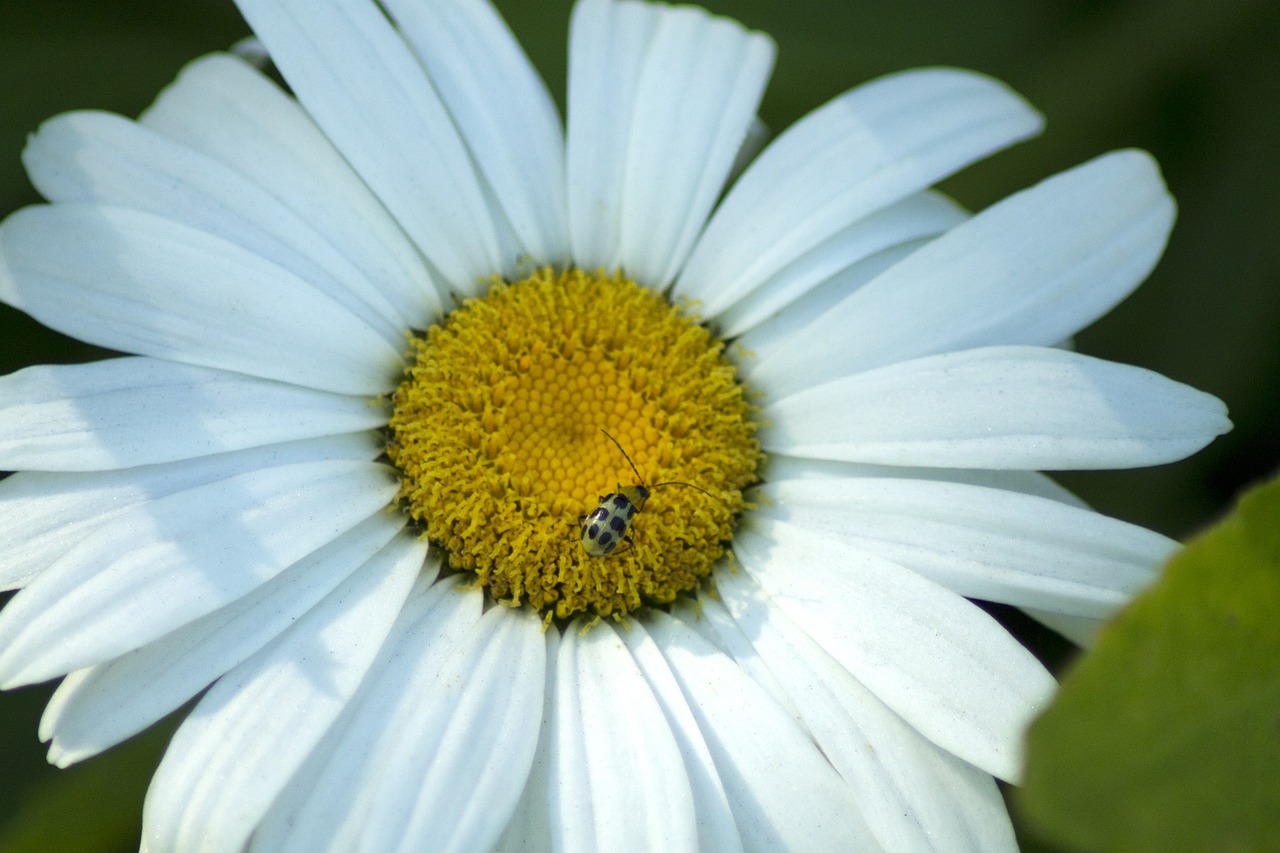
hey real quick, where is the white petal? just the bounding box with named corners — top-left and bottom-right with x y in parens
top-left (549, 620), bottom-right (700, 853)
top-left (383, 0), bottom-right (570, 265)
top-left (716, 191), bottom-right (967, 337)
top-left (567, 0), bottom-right (774, 284)
top-left (0, 357), bottom-right (386, 471)
top-left (251, 578), bottom-right (482, 853)
top-left (24, 110), bottom-right (408, 341)
top-left (724, 115), bottom-right (769, 198)
top-left (675, 68), bottom-right (1042, 315)
top-left (231, 0), bottom-right (504, 293)
top-left (0, 459), bottom-right (398, 687)
top-left (735, 518), bottom-right (1056, 782)
top-left (761, 454), bottom-right (1089, 507)
top-left (40, 515), bottom-right (409, 768)
top-left (761, 346), bottom-right (1231, 470)
top-left (709, 577), bottom-right (1016, 852)
top-left (734, 238), bottom-right (923, 358)
top-left (646, 610), bottom-right (880, 850)
top-left (1022, 607), bottom-right (1106, 648)
top-left (139, 531), bottom-right (423, 853)
top-left (617, 619), bottom-right (745, 853)
top-left (492, 628), bottom-right (559, 853)
top-left (0, 204), bottom-right (404, 396)
top-left (753, 476), bottom-right (1175, 616)
top-left (0, 433), bottom-right (382, 593)
top-left (140, 53), bottom-right (443, 327)
top-left (746, 150), bottom-right (1176, 394)
top-left (359, 606), bottom-right (549, 853)
top-left (614, 8), bottom-right (774, 285)
top-left (564, 0), bottom-right (657, 273)
top-left (668, 596), bottom-right (804, 731)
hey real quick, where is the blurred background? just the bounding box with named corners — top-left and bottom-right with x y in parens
top-left (1, 0), bottom-right (1276, 848)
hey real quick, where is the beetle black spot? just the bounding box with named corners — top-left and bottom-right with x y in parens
top-left (598, 531), bottom-right (614, 547)
top-left (588, 523), bottom-right (600, 539)
top-left (609, 516), bottom-right (626, 533)
top-left (624, 504), bottom-right (637, 520)
top-left (591, 507), bottom-right (609, 521)
top-left (611, 494), bottom-right (630, 509)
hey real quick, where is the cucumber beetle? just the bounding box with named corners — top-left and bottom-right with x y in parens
top-left (579, 429), bottom-right (717, 557)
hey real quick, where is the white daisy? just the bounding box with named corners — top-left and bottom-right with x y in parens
top-left (0, 0), bottom-right (1229, 850)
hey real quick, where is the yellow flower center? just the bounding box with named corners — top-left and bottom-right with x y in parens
top-left (388, 268), bottom-right (759, 622)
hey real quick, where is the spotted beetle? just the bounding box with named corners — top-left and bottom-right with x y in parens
top-left (579, 429), bottom-right (716, 557)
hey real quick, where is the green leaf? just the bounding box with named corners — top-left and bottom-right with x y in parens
top-left (1019, 476), bottom-right (1280, 853)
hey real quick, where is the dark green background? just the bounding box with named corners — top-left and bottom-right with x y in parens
top-left (1, 0), bottom-right (1276, 848)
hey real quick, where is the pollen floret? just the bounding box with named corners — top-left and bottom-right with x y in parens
top-left (388, 268), bottom-right (760, 620)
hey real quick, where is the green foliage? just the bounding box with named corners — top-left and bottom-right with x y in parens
top-left (0, 724), bottom-right (170, 853)
top-left (1020, 476), bottom-right (1280, 853)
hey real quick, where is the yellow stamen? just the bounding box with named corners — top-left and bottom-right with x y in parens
top-left (388, 268), bottom-right (759, 621)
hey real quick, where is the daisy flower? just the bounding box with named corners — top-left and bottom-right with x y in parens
top-left (0, 0), bottom-right (1229, 850)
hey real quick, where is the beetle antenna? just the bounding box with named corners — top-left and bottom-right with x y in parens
top-left (650, 480), bottom-right (721, 502)
top-left (600, 429), bottom-right (646, 488)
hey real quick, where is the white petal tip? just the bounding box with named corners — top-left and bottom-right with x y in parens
top-left (0, 664), bottom-right (51, 691)
top-left (0, 641), bottom-right (71, 690)
top-left (1171, 389), bottom-right (1232, 458)
top-left (46, 743), bottom-right (81, 770)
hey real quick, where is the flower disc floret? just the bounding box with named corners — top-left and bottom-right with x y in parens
top-left (388, 268), bottom-right (759, 621)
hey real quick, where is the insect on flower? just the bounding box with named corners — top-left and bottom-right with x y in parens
top-left (579, 429), bottom-right (718, 557)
